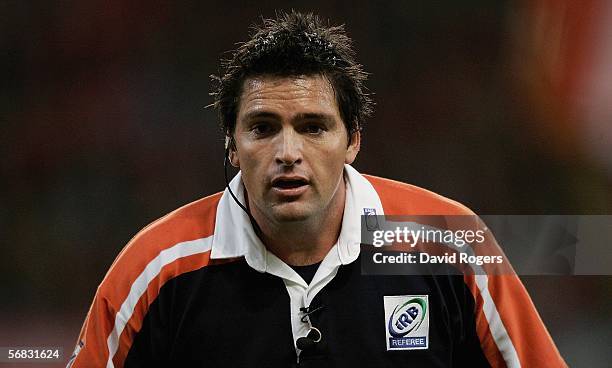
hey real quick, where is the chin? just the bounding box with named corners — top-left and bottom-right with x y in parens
top-left (270, 204), bottom-right (313, 223)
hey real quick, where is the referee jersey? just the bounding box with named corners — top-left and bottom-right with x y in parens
top-left (67, 165), bottom-right (566, 367)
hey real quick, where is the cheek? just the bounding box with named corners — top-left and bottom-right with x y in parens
top-left (236, 151), bottom-right (267, 191)
top-left (313, 146), bottom-right (347, 184)
top-left (237, 143), bottom-right (264, 169)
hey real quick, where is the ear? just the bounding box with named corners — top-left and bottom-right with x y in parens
top-left (226, 136), bottom-right (240, 167)
top-left (345, 130), bottom-right (361, 164)
top-left (229, 151), bottom-right (240, 167)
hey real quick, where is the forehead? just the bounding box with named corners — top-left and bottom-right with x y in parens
top-left (237, 75), bottom-right (340, 120)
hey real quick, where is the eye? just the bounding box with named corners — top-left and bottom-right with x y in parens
top-left (303, 124), bottom-right (325, 135)
top-left (250, 123), bottom-right (274, 136)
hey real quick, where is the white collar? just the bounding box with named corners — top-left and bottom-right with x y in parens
top-left (210, 164), bottom-right (384, 273)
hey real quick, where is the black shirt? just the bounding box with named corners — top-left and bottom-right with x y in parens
top-left (125, 257), bottom-right (490, 367)
top-left (290, 262), bottom-right (322, 285)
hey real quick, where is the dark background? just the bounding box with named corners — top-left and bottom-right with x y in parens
top-left (1, 1), bottom-right (611, 366)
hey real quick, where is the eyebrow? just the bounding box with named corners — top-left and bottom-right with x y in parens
top-left (294, 113), bottom-right (335, 124)
top-left (242, 111), bottom-right (280, 122)
top-left (242, 111), bottom-right (336, 124)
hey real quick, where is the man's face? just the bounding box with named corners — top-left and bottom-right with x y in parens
top-left (230, 75), bottom-right (360, 224)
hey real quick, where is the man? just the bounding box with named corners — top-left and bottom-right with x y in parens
top-left (68, 11), bottom-right (566, 367)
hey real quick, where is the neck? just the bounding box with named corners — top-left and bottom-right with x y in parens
top-left (249, 177), bottom-right (347, 266)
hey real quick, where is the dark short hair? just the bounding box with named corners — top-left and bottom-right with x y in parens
top-left (210, 11), bottom-right (373, 140)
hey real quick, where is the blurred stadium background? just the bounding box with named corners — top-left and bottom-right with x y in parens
top-left (1, 1), bottom-right (611, 366)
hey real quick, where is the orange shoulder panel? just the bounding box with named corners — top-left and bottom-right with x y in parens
top-left (363, 174), bottom-right (474, 216)
top-left (364, 174), bottom-right (566, 367)
top-left (102, 191), bottom-right (223, 296)
top-left (70, 192), bottom-right (227, 368)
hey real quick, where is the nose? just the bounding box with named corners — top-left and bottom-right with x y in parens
top-left (274, 128), bottom-right (302, 166)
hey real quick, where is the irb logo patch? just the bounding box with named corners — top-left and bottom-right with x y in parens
top-left (383, 295), bottom-right (429, 350)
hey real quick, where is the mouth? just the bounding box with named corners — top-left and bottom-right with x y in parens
top-left (271, 176), bottom-right (310, 196)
